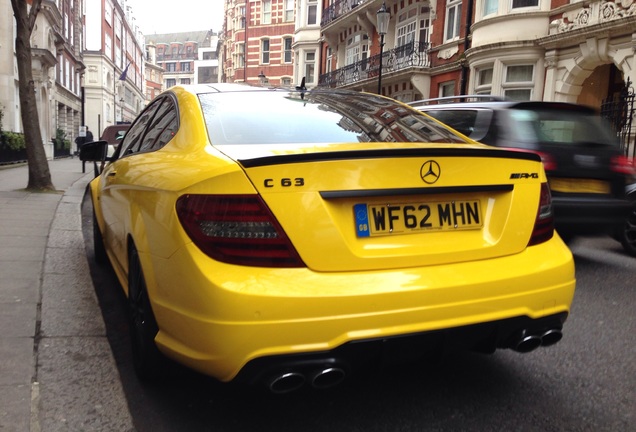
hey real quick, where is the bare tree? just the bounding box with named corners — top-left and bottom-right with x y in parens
top-left (11, 0), bottom-right (54, 191)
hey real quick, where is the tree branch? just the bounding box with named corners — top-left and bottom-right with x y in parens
top-left (28, 0), bottom-right (43, 32)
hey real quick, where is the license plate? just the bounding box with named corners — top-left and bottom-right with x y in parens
top-left (354, 200), bottom-right (482, 237)
top-left (549, 178), bottom-right (610, 194)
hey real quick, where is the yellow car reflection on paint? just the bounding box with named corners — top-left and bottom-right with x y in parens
top-left (82, 84), bottom-right (575, 393)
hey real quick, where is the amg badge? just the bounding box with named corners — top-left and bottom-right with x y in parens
top-left (510, 173), bottom-right (539, 179)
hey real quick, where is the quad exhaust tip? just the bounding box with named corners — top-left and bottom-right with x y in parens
top-left (310, 367), bottom-right (346, 389)
top-left (267, 367), bottom-right (347, 394)
top-left (268, 372), bottom-right (305, 394)
top-left (510, 328), bottom-right (563, 353)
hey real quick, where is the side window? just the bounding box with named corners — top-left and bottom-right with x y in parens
top-left (120, 99), bottom-right (163, 156)
top-left (139, 97), bottom-right (179, 152)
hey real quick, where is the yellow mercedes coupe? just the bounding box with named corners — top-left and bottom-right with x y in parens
top-left (81, 84), bottom-right (575, 393)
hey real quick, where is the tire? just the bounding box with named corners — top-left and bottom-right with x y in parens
top-left (128, 244), bottom-right (165, 381)
top-left (92, 211), bottom-right (107, 265)
top-left (620, 204), bottom-right (636, 257)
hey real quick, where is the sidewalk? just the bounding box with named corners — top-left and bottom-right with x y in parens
top-left (0, 158), bottom-right (134, 431)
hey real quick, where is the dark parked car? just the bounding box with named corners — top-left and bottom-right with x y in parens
top-left (412, 97), bottom-right (635, 248)
top-left (100, 124), bottom-right (130, 156)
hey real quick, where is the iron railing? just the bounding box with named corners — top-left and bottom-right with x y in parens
top-left (601, 78), bottom-right (635, 159)
top-left (318, 40), bottom-right (431, 88)
top-left (321, 0), bottom-right (371, 27)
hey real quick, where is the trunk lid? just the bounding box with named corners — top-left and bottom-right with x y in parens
top-left (217, 143), bottom-right (545, 272)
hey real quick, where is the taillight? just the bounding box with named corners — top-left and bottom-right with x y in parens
top-left (528, 182), bottom-right (554, 246)
top-left (536, 152), bottom-right (557, 172)
top-left (611, 155), bottom-right (635, 175)
top-left (176, 194), bottom-right (305, 268)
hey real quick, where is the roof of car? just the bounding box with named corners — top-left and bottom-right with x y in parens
top-left (175, 83), bottom-right (294, 95)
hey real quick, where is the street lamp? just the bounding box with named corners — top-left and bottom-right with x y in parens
top-left (376, 2), bottom-right (390, 95)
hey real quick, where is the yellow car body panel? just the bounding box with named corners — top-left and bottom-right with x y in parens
top-left (87, 84), bottom-right (576, 386)
top-left (143, 238), bottom-right (574, 382)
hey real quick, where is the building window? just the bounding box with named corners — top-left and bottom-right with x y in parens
top-left (440, 81), bottom-right (455, 97)
top-left (105, 34), bottom-right (112, 59)
top-left (285, 0), bottom-right (294, 22)
top-left (105, 0), bottom-right (112, 25)
top-left (307, 0), bottom-right (317, 25)
top-left (475, 66), bottom-right (493, 94)
top-left (262, 0), bottom-right (271, 24)
top-left (397, 7), bottom-right (418, 47)
top-left (166, 78), bottom-right (176, 88)
top-left (512, 0), bottom-right (539, 8)
top-left (166, 62), bottom-right (176, 72)
top-left (326, 47), bottom-right (333, 73)
top-left (181, 78), bottom-right (191, 85)
top-left (345, 34), bottom-right (368, 66)
top-left (239, 6), bottom-right (246, 28)
top-left (483, 0), bottom-right (498, 16)
top-left (444, 0), bottom-right (462, 41)
top-left (237, 42), bottom-right (245, 68)
top-left (283, 37), bottom-right (292, 63)
top-left (305, 51), bottom-right (315, 84)
top-left (503, 64), bottom-right (533, 100)
top-left (261, 39), bottom-right (270, 64)
top-left (281, 77), bottom-right (292, 86)
top-left (182, 62), bottom-right (191, 72)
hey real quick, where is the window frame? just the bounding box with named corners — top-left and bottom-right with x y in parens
top-left (511, 0), bottom-right (539, 9)
top-left (502, 64), bottom-right (534, 100)
top-left (262, 0), bottom-right (272, 24)
top-left (307, 0), bottom-right (317, 25)
top-left (284, 0), bottom-right (294, 22)
top-left (283, 37), bottom-right (293, 63)
top-left (444, 0), bottom-right (462, 42)
top-left (261, 38), bottom-right (270, 64)
top-left (305, 51), bottom-right (316, 84)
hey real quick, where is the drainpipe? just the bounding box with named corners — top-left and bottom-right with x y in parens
top-left (459, 0), bottom-right (474, 95)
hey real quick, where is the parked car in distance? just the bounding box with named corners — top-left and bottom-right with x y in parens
top-left (100, 124), bottom-right (130, 156)
top-left (80, 84), bottom-right (575, 393)
top-left (412, 97), bottom-right (635, 247)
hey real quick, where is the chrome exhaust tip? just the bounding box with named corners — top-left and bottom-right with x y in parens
top-left (540, 328), bottom-right (563, 347)
top-left (267, 372), bottom-right (306, 394)
top-left (310, 367), bottom-right (346, 389)
top-left (511, 330), bottom-right (542, 353)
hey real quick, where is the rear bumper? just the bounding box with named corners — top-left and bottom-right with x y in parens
top-left (234, 312), bottom-right (568, 388)
top-left (553, 196), bottom-right (631, 232)
top-left (144, 238), bottom-right (575, 383)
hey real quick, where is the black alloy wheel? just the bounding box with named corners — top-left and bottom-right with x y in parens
top-left (620, 204), bottom-right (636, 256)
top-left (128, 244), bottom-right (165, 381)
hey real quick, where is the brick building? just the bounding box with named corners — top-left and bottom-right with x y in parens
top-left (220, 0), bottom-right (295, 86)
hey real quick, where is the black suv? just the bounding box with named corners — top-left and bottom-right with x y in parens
top-left (412, 97), bottom-right (635, 247)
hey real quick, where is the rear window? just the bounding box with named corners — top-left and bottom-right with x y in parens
top-left (424, 110), bottom-right (480, 137)
top-left (506, 108), bottom-right (619, 147)
top-left (199, 90), bottom-right (466, 145)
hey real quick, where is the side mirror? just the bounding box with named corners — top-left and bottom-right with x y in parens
top-left (79, 140), bottom-right (109, 177)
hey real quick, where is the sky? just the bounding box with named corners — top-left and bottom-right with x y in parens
top-left (130, 0), bottom-right (224, 35)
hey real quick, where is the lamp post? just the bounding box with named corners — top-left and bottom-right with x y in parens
top-left (376, 2), bottom-right (390, 95)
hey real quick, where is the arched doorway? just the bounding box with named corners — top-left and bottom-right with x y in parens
top-left (575, 64), bottom-right (634, 158)
top-left (575, 64), bottom-right (621, 109)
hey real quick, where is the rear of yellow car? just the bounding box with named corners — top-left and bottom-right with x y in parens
top-left (92, 86), bottom-right (575, 393)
